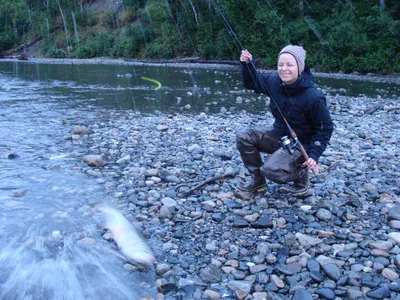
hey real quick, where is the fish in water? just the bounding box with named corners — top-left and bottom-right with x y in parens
top-left (98, 204), bottom-right (156, 265)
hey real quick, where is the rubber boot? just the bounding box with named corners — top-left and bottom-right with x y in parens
top-left (236, 171), bottom-right (266, 193)
top-left (235, 171), bottom-right (266, 200)
top-left (279, 168), bottom-right (309, 197)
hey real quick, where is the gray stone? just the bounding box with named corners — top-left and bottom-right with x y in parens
top-left (388, 232), bottom-right (400, 245)
top-left (250, 214), bottom-right (273, 229)
top-left (200, 264), bottom-right (222, 283)
top-left (73, 125), bottom-right (88, 135)
top-left (315, 288), bottom-right (335, 300)
top-left (322, 263), bottom-right (341, 281)
top-left (249, 264), bottom-right (268, 274)
top-left (382, 268), bottom-right (399, 281)
top-left (307, 259), bottom-right (320, 272)
top-left (83, 155), bottom-right (104, 167)
top-left (366, 285), bottom-right (391, 298)
top-left (389, 220), bottom-right (400, 230)
top-left (388, 205), bottom-right (400, 221)
top-left (156, 263), bottom-right (171, 276)
top-left (346, 288), bottom-right (363, 300)
top-left (369, 240), bottom-right (393, 251)
top-left (226, 280), bottom-right (253, 293)
top-left (315, 208), bottom-right (332, 221)
top-left (292, 289), bottom-right (313, 300)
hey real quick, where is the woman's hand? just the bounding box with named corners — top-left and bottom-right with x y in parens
top-left (303, 158), bottom-right (319, 174)
top-left (240, 50), bottom-right (252, 63)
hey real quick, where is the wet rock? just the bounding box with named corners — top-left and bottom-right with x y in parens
top-left (232, 216), bottom-right (248, 228)
top-left (252, 292), bottom-right (268, 300)
top-left (6, 152), bottom-right (19, 159)
top-left (158, 282), bottom-right (177, 293)
top-left (295, 233), bottom-right (323, 247)
top-left (249, 264), bottom-right (268, 274)
top-left (389, 279), bottom-right (400, 292)
top-left (270, 274), bottom-right (284, 288)
top-left (73, 125), bottom-right (88, 135)
top-left (388, 206), bottom-right (400, 221)
top-left (227, 280), bottom-right (253, 294)
top-left (388, 232), bottom-right (400, 245)
top-left (157, 125), bottom-right (169, 131)
top-left (382, 268), bottom-right (399, 281)
top-left (83, 155), bottom-right (104, 167)
top-left (314, 287), bottom-right (335, 299)
top-left (369, 240), bottom-right (394, 251)
top-left (315, 208), bottom-right (332, 221)
top-left (361, 275), bottom-right (381, 288)
top-left (389, 220), bottom-right (400, 230)
top-left (12, 190), bottom-right (28, 197)
top-left (250, 214), bottom-right (273, 229)
top-left (346, 287), bottom-right (363, 300)
top-left (156, 263), bottom-right (171, 276)
top-left (310, 270), bottom-right (324, 282)
top-left (307, 259), bottom-right (320, 272)
top-left (203, 289), bottom-right (220, 299)
top-left (322, 263), bottom-right (341, 281)
top-left (292, 289), bottom-right (313, 300)
top-left (159, 205), bottom-right (173, 220)
top-left (366, 285), bottom-right (391, 298)
top-left (200, 264), bottom-right (222, 283)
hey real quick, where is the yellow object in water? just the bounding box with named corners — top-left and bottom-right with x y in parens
top-left (141, 76), bottom-right (162, 90)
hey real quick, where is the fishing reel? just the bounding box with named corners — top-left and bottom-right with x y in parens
top-left (280, 136), bottom-right (300, 155)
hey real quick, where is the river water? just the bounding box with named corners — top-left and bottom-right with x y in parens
top-left (0, 60), bottom-right (399, 300)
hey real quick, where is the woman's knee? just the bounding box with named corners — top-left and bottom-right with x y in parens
top-left (260, 165), bottom-right (289, 184)
top-left (236, 128), bottom-right (252, 148)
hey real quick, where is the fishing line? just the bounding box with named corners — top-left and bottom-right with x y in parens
top-left (208, 0), bottom-right (286, 118)
top-left (208, 0), bottom-right (245, 51)
top-left (172, 0), bottom-right (199, 55)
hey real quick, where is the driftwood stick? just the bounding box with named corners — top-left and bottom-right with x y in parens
top-left (185, 170), bottom-right (239, 195)
top-left (326, 160), bottom-right (341, 171)
top-left (387, 107), bottom-right (400, 112)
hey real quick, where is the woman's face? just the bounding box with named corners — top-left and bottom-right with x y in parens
top-left (278, 53), bottom-right (299, 84)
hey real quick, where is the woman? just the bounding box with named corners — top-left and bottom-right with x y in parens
top-left (236, 45), bottom-right (333, 199)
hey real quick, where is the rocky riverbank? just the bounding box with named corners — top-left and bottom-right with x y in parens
top-left (63, 87), bottom-right (400, 300)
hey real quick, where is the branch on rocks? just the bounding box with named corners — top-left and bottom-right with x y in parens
top-left (185, 170), bottom-right (239, 196)
top-left (326, 160), bottom-right (341, 171)
top-left (387, 107), bottom-right (400, 112)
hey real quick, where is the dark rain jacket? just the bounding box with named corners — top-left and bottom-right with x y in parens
top-left (241, 62), bottom-right (334, 163)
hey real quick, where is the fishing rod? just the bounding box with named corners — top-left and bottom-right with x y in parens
top-left (208, 0), bottom-right (318, 176)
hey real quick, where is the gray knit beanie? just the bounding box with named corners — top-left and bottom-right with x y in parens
top-left (278, 45), bottom-right (306, 74)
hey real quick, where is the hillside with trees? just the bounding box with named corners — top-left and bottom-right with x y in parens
top-left (0, 0), bottom-right (399, 74)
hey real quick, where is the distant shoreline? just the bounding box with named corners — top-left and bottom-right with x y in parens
top-left (1, 57), bottom-right (399, 84)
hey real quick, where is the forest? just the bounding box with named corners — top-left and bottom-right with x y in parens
top-left (0, 0), bottom-right (399, 74)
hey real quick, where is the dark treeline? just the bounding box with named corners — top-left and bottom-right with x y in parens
top-left (0, 0), bottom-right (399, 74)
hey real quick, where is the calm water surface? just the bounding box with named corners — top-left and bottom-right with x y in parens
top-left (0, 60), bottom-right (399, 299)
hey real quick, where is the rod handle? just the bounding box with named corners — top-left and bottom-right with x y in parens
top-left (298, 146), bottom-right (318, 176)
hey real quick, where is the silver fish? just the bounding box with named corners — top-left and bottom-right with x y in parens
top-left (98, 204), bottom-right (155, 265)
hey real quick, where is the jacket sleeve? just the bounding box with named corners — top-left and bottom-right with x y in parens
top-left (241, 61), bottom-right (272, 96)
top-left (307, 92), bottom-right (334, 163)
